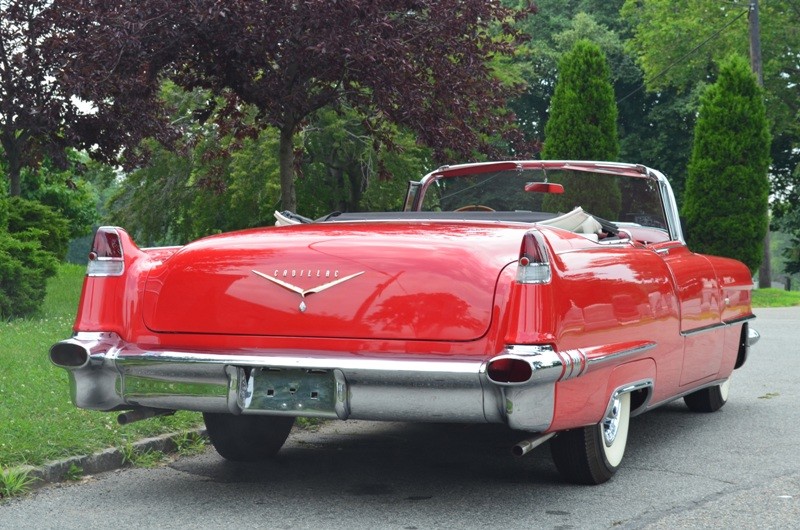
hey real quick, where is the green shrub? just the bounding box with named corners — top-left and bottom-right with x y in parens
top-left (0, 231), bottom-right (58, 319)
top-left (21, 153), bottom-right (102, 240)
top-left (6, 196), bottom-right (71, 260)
top-left (0, 197), bottom-right (68, 319)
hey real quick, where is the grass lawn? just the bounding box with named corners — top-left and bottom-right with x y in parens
top-left (751, 288), bottom-right (800, 308)
top-left (0, 264), bottom-right (202, 470)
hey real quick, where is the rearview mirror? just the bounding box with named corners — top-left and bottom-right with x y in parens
top-left (525, 182), bottom-right (565, 194)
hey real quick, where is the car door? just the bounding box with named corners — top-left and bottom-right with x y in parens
top-left (650, 241), bottom-right (725, 386)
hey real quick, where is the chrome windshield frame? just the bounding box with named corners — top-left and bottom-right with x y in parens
top-left (408, 160), bottom-right (684, 243)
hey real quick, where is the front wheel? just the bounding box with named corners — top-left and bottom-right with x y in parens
top-left (203, 413), bottom-right (295, 462)
top-left (683, 379), bottom-right (730, 413)
top-left (550, 392), bottom-right (631, 485)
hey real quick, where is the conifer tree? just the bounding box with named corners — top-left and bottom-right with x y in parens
top-left (682, 55), bottom-right (770, 273)
top-left (541, 40), bottom-right (620, 220)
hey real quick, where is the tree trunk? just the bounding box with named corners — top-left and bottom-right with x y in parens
top-left (1, 134), bottom-right (23, 196)
top-left (326, 165), bottom-right (346, 212)
top-left (758, 231), bottom-right (772, 288)
top-left (278, 125), bottom-right (297, 213)
top-left (7, 148), bottom-right (23, 197)
top-left (346, 162), bottom-right (364, 212)
top-left (8, 166), bottom-right (22, 197)
top-left (750, 0), bottom-right (772, 289)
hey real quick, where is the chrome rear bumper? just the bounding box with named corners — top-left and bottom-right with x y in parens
top-left (50, 332), bottom-right (568, 432)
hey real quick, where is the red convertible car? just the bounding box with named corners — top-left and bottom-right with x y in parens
top-left (51, 160), bottom-right (759, 484)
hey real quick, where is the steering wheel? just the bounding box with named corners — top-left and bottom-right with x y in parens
top-left (454, 204), bottom-right (495, 212)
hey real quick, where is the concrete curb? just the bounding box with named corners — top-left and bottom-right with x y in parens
top-left (18, 429), bottom-right (207, 492)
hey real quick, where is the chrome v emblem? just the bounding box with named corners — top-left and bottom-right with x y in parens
top-left (251, 270), bottom-right (364, 313)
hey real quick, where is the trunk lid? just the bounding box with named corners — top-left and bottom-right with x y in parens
top-left (142, 222), bottom-right (524, 341)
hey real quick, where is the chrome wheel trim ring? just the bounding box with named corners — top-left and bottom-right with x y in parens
top-left (602, 395), bottom-right (621, 447)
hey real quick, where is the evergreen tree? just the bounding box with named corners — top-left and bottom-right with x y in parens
top-left (541, 40), bottom-right (621, 220)
top-left (0, 196), bottom-right (59, 319)
top-left (682, 55), bottom-right (770, 274)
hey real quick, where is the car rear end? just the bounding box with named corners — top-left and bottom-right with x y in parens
top-left (51, 222), bottom-right (576, 433)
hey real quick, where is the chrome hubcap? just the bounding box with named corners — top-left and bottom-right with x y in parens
top-left (602, 395), bottom-right (621, 447)
top-left (719, 379), bottom-right (730, 402)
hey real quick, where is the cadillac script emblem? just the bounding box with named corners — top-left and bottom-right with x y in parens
top-left (252, 269), bottom-right (364, 313)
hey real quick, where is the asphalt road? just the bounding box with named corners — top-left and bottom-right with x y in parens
top-left (2, 307), bottom-right (799, 529)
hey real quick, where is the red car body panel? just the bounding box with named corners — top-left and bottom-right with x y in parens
top-left (140, 223), bottom-right (524, 341)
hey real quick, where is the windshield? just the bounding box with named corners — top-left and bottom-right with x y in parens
top-left (419, 169), bottom-right (668, 231)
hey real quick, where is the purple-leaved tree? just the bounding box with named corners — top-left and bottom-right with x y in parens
top-left (49, 0), bottom-right (537, 211)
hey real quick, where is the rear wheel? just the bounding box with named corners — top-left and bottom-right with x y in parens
top-left (203, 413), bottom-right (295, 461)
top-left (550, 392), bottom-right (631, 485)
top-left (683, 379), bottom-right (730, 413)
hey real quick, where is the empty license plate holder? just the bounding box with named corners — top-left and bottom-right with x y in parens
top-left (235, 367), bottom-right (347, 418)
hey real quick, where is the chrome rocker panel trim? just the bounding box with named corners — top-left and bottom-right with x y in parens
top-left (680, 314), bottom-right (757, 338)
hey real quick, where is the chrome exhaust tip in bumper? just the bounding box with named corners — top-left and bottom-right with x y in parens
top-left (49, 334), bottom-right (128, 411)
top-left (50, 341), bottom-right (91, 369)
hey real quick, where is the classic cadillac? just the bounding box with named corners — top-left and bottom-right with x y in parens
top-left (50, 160), bottom-right (759, 484)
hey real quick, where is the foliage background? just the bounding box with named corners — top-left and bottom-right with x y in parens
top-left (3, 0), bottom-right (800, 320)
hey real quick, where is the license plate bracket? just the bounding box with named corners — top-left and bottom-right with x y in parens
top-left (236, 367), bottom-right (347, 418)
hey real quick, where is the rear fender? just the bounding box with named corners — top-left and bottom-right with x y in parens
top-left (549, 358), bottom-right (656, 432)
top-left (74, 228), bottom-right (150, 337)
top-left (501, 274), bottom-right (559, 345)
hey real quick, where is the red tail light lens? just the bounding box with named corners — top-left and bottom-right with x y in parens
top-left (516, 230), bottom-right (551, 284)
top-left (87, 227), bottom-right (124, 276)
top-left (487, 357), bottom-right (533, 384)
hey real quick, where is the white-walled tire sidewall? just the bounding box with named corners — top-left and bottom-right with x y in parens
top-left (719, 379), bottom-right (731, 402)
top-left (601, 392), bottom-right (631, 469)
